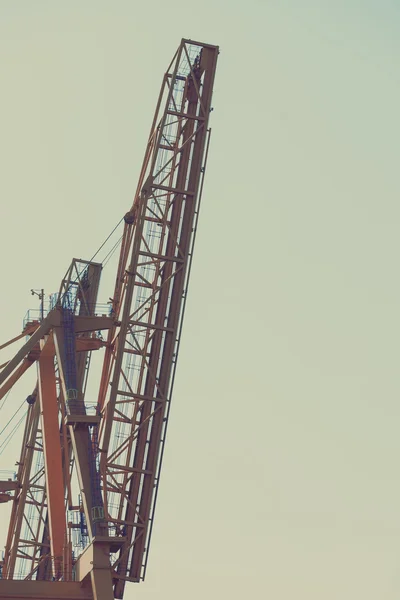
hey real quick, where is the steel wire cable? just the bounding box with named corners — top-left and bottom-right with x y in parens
top-left (88, 218), bottom-right (124, 265)
top-left (58, 217), bottom-right (124, 306)
top-left (0, 398), bottom-right (25, 438)
top-left (0, 411), bottom-right (27, 457)
top-left (102, 235), bottom-right (123, 268)
top-left (0, 390), bottom-right (11, 413)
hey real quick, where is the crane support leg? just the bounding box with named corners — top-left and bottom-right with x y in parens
top-left (73, 540), bottom-right (115, 600)
top-left (38, 353), bottom-right (67, 578)
top-left (89, 543), bottom-right (114, 600)
top-left (3, 400), bottom-right (41, 579)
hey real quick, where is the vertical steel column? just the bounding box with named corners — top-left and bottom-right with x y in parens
top-left (38, 352), bottom-right (66, 578)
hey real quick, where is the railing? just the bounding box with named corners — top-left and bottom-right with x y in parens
top-left (13, 555), bottom-right (75, 582)
top-left (0, 470), bottom-right (17, 481)
top-left (23, 308), bottom-right (47, 330)
top-left (23, 302), bottom-right (112, 330)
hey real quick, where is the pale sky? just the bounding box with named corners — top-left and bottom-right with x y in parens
top-left (1, 1), bottom-right (400, 598)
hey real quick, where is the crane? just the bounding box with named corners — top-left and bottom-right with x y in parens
top-left (0, 38), bottom-right (218, 600)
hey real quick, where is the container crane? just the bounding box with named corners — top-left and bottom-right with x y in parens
top-left (0, 38), bottom-right (218, 600)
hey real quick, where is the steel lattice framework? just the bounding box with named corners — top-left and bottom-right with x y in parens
top-left (0, 38), bottom-right (218, 600)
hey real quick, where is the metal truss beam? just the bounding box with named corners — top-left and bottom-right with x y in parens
top-left (95, 38), bottom-right (218, 597)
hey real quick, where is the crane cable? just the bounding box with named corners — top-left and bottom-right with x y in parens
top-left (0, 398), bottom-right (26, 440)
top-left (0, 412), bottom-right (26, 458)
top-left (103, 234), bottom-right (124, 268)
top-left (0, 390), bottom-right (11, 413)
top-left (88, 218), bottom-right (124, 264)
top-left (0, 398), bottom-right (27, 458)
top-left (63, 217), bottom-right (124, 302)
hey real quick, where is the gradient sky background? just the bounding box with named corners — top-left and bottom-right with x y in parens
top-left (1, 1), bottom-right (400, 598)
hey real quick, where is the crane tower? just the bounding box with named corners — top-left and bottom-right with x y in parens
top-left (0, 38), bottom-right (218, 600)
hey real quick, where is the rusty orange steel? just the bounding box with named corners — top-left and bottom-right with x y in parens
top-left (0, 39), bottom-right (219, 600)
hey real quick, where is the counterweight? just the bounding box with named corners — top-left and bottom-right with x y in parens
top-left (0, 39), bottom-right (218, 600)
